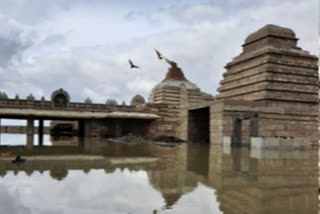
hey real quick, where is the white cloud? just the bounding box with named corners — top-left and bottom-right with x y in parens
top-left (83, 87), bottom-right (107, 103)
top-left (162, 183), bottom-right (221, 214)
top-left (0, 183), bottom-right (31, 214)
top-left (1, 169), bottom-right (166, 214)
top-left (0, 0), bottom-right (316, 103)
top-left (126, 78), bottom-right (157, 95)
top-left (0, 15), bottom-right (33, 67)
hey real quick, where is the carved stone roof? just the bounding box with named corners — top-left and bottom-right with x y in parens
top-left (244, 24), bottom-right (297, 45)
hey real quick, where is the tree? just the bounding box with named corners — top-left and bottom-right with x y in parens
top-left (0, 92), bottom-right (8, 99)
top-left (26, 93), bottom-right (35, 101)
top-left (106, 99), bottom-right (117, 105)
top-left (84, 97), bottom-right (92, 104)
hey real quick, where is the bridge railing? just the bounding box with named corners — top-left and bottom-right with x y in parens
top-left (0, 99), bottom-right (148, 113)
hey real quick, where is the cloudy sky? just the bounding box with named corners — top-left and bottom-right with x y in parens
top-left (0, 0), bottom-right (318, 103)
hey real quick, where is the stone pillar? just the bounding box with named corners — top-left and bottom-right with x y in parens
top-left (114, 119), bottom-right (123, 137)
top-left (84, 119), bottom-right (93, 138)
top-left (231, 117), bottom-right (242, 147)
top-left (26, 118), bottom-right (34, 148)
top-left (38, 119), bottom-right (44, 146)
top-left (78, 120), bottom-right (85, 146)
top-left (0, 118), bottom-right (1, 145)
top-left (231, 149), bottom-right (241, 172)
top-left (249, 118), bottom-right (259, 137)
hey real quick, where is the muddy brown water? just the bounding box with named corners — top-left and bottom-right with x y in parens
top-left (0, 136), bottom-right (318, 214)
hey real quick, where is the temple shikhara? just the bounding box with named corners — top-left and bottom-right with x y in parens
top-left (0, 24), bottom-right (318, 149)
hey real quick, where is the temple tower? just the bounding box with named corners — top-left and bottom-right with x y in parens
top-left (217, 24), bottom-right (318, 103)
top-left (148, 60), bottom-right (206, 107)
top-left (215, 24), bottom-right (318, 145)
top-left (147, 59), bottom-right (213, 138)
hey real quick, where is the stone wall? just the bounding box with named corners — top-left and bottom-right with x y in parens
top-left (144, 103), bottom-right (180, 138)
top-left (212, 25), bottom-right (318, 147)
top-left (83, 118), bottom-right (152, 139)
top-left (209, 99), bottom-right (318, 146)
top-left (208, 147), bottom-right (318, 214)
top-left (147, 60), bottom-right (214, 140)
top-left (147, 85), bottom-right (211, 139)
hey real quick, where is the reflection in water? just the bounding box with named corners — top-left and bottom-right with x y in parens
top-left (0, 134), bottom-right (52, 146)
top-left (0, 138), bottom-right (317, 214)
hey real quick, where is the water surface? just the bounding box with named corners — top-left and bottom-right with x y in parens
top-left (0, 138), bottom-right (318, 214)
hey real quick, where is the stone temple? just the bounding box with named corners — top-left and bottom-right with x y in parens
top-left (144, 58), bottom-right (214, 138)
top-left (183, 25), bottom-right (318, 148)
top-left (146, 24), bottom-right (318, 148)
top-left (148, 59), bottom-right (211, 107)
top-left (0, 25), bottom-right (317, 149)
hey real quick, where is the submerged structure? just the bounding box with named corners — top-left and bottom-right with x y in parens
top-left (182, 25), bottom-right (318, 147)
top-left (214, 25), bottom-right (319, 147)
top-left (0, 25), bottom-right (317, 148)
top-left (147, 24), bottom-right (318, 148)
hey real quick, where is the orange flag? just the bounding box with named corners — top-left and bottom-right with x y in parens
top-left (154, 49), bottom-right (163, 60)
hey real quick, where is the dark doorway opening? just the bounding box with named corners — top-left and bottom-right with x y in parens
top-left (188, 107), bottom-right (210, 143)
top-left (231, 113), bottom-right (259, 147)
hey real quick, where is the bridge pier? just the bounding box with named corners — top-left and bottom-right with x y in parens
top-left (78, 120), bottom-right (85, 146)
top-left (26, 118), bottom-right (34, 148)
top-left (38, 119), bottom-right (44, 146)
top-left (114, 119), bottom-right (123, 137)
top-left (0, 118), bottom-right (1, 145)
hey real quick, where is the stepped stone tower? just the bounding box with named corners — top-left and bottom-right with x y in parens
top-left (148, 59), bottom-right (211, 107)
top-left (146, 59), bottom-right (213, 138)
top-left (147, 25), bottom-right (317, 146)
top-left (217, 24), bottom-right (318, 102)
top-left (212, 24), bottom-right (318, 146)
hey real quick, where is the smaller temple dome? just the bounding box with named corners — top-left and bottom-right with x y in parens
top-left (130, 95), bottom-right (145, 106)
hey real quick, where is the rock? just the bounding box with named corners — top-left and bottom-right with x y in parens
top-left (11, 156), bottom-right (26, 164)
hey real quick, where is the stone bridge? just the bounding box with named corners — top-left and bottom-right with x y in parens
top-left (0, 89), bottom-right (159, 147)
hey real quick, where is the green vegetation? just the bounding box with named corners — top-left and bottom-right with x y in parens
top-left (126, 133), bottom-right (143, 144)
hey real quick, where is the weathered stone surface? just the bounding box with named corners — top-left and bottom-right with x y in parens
top-left (130, 95), bottom-right (146, 106)
top-left (163, 60), bottom-right (187, 81)
top-left (244, 24), bottom-right (296, 45)
top-left (212, 25), bottom-right (318, 146)
top-left (147, 59), bottom-right (214, 140)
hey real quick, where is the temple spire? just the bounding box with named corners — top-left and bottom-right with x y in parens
top-left (163, 59), bottom-right (187, 81)
top-left (154, 49), bottom-right (187, 81)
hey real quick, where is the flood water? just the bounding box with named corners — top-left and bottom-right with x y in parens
top-left (0, 136), bottom-right (318, 214)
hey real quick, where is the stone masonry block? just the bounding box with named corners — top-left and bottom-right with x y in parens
top-left (250, 137), bottom-right (264, 149)
top-left (264, 137), bottom-right (280, 147)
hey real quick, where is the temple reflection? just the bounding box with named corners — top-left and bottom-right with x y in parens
top-left (0, 141), bottom-right (317, 213)
top-left (208, 146), bottom-right (318, 214)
